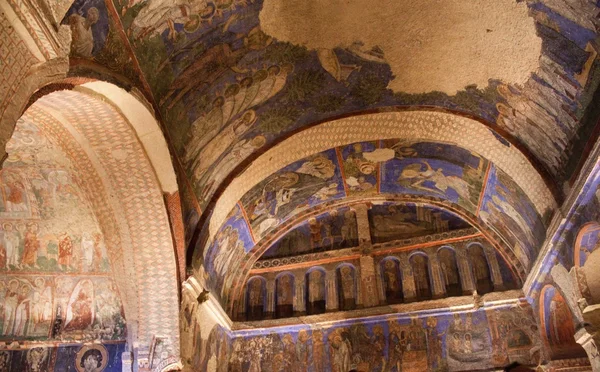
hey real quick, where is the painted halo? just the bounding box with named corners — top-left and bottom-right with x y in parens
top-left (75, 344), bottom-right (108, 372)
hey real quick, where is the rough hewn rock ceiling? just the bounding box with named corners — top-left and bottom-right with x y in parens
top-left (61, 0), bottom-right (600, 310)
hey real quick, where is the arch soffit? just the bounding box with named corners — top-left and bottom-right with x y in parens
top-left (206, 110), bottom-right (556, 245)
top-left (21, 88), bottom-right (180, 355)
top-left (224, 197), bottom-right (523, 314)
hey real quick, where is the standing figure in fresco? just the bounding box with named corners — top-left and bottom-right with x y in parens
top-left (191, 110), bottom-right (258, 181)
top-left (247, 279), bottom-right (264, 320)
top-left (4, 223), bottom-right (20, 269)
top-left (330, 333), bottom-right (351, 372)
top-left (426, 317), bottom-right (442, 370)
top-left (412, 255), bottom-right (431, 299)
top-left (92, 233), bottom-right (104, 271)
top-left (276, 275), bottom-right (293, 318)
top-left (65, 280), bottom-right (94, 331)
top-left (81, 233), bottom-right (94, 272)
top-left (312, 330), bottom-right (325, 371)
top-left (295, 330), bottom-right (309, 370)
top-left (384, 259), bottom-right (403, 303)
top-left (22, 223), bottom-right (40, 268)
top-left (2, 280), bottom-right (19, 335)
top-left (32, 278), bottom-right (52, 327)
top-left (371, 325), bottom-right (387, 371)
top-left (339, 266), bottom-right (355, 310)
top-left (309, 218), bottom-right (322, 249)
top-left (213, 226), bottom-right (241, 276)
top-left (13, 283), bottom-right (32, 336)
top-left (307, 270), bottom-right (325, 315)
top-left (3, 172), bottom-right (27, 212)
top-left (58, 232), bottom-right (73, 270)
top-left (550, 294), bottom-right (576, 346)
top-left (387, 322), bottom-right (403, 372)
top-left (68, 7), bottom-right (99, 58)
top-left (340, 210), bottom-right (357, 245)
top-left (282, 334), bottom-right (296, 370)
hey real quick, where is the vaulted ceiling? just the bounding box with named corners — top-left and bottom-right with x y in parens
top-left (61, 0), bottom-right (600, 310)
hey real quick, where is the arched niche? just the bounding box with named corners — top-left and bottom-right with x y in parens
top-left (468, 243), bottom-right (494, 295)
top-left (539, 285), bottom-right (585, 359)
top-left (438, 246), bottom-right (462, 297)
top-left (305, 267), bottom-right (327, 315)
top-left (574, 223), bottom-right (600, 304)
top-left (246, 276), bottom-right (267, 321)
top-left (380, 256), bottom-right (404, 304)
top-left (574, 222), bottom-right (600, 268)
top-left (275, 272), bottom-right (295, 319)
top-left (409, 252), bottom-right (432, 301)
top-left (2, 81), bottom-right (181, 368)
top-left (336, 263), bottom-right (357, 311)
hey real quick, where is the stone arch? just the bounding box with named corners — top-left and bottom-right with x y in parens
top-left (196, 112), bottom-right (550, 314)
top-left (204, 110), bottom-right (555, 243)
top-left (12, 83), bottom-right (181, 369)
top-left (225, 195), bottom-right (524, 315)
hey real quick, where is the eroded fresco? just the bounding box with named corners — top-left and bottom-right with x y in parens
top-left (478, 165), bottom-right (546, 271)
top-left (228, 302), bottom-right (541, 371)
top-left (204, 203), bottom-right (255, 298)
top-left (368, 203), bottom-right (470, 244)
top-left (240, 149), bottom-right (345, 240)
top-left (107, 0), bottom-right (600, 218)
top-left (539, 285), bottom-right (584, 360)
top-left (0, 342), bottom-right (126, 372)
top-left (201, 140), bottom-right (537, 309)
top-left (0, 118), bottom-right (125, 342)
top-left (262, 206), bottom-right (358, 259)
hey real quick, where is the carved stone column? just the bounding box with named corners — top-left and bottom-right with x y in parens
top-left (399, 253), bottom-right (417, 302)
top-left (455, 244), bottom-right (475, 294)
top-left (295, 276), bottom-right (306, 315)
top-left (483, 244), bottom-right (505, 290)
top-left (575, 327), bottom-right (600, 371)
top-left (429, 253), bottom-right (446, 299)
top-left (326, 271), bottom-right (339, 311)
top-left (359, 255), bottom-right (379, 307)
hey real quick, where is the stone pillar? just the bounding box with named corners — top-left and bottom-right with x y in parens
top-left (484, 244), bottom-right (505, 290)
top-left (326, 272), bottom-right (339, 311)
top-left (266, 280), bottom-right (275, 319)
top-left (429, 253), bottom-right (446, 299)
top-left (355, 267), bottom-right (364, 308)
top-left (353, 204), bottom-right (372, 248)
top-left (294, 275), bottom-right (306, 315)
top-left (456, 245), bottom-right (475, 294)
top-left (238, 287), bottom-right (247, 321)
top-left (359, 255), bottom-right (379, 307)
top-left (575, 327), bottom-right (600, 371)
top-left (399, 253), bottom-right (417, 302)
top-left (375, 259), bottom-right (387, 305)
